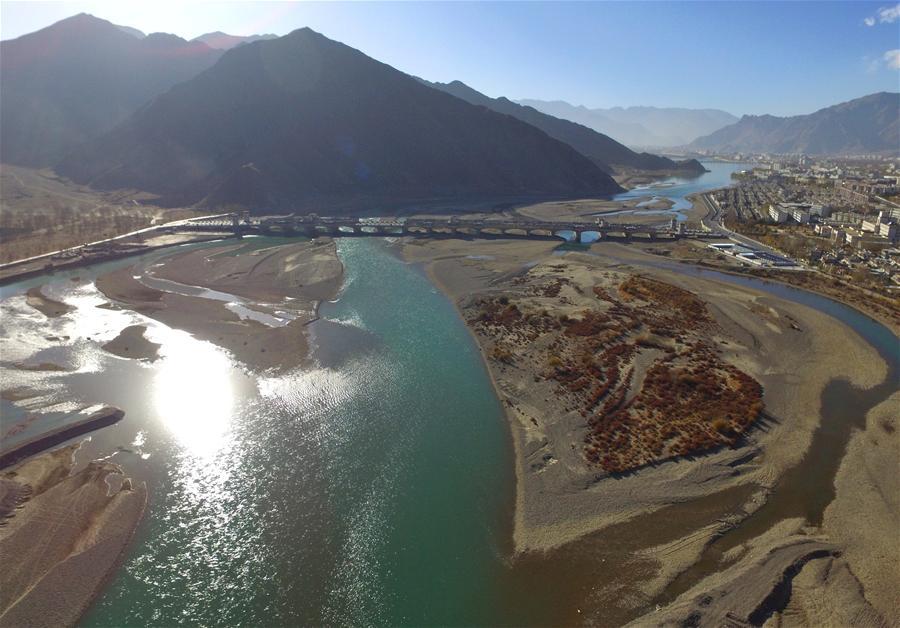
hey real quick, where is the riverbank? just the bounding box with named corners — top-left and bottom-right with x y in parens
top-left (0, 233), bottom-right (228, 287)
top-left (683, 191), bottom-right (715, 225)
top-left (638, 238), bottom-right (900, 336)
top-left (0, 443), bottom-right (146, 628)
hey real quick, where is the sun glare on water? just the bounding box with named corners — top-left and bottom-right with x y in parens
top-left (151, 329), bottom-right (236, 458)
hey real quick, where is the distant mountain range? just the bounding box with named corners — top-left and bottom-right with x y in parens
top-left (112, 24), bottom-right (278, 50)
top-left (0, 14), bottom-right (223, 166)
top-left (517, 100), bottom-right (738, 148)
top-left (689, 92), bottom-right (900, 156)
top-left (58, 28), bottom-right (622, 210)
top-left (191, 31), bottom-right (279, 50)
top-left (423, 80), bottom-right (705, 174)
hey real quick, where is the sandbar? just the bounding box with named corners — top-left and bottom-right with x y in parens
top-left (0, 443), bottom-right (146, 628)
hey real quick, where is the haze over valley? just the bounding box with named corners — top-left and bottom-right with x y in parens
top-left (518, 100), bottom-right (740, 149)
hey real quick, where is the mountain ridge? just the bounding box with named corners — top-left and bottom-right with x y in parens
top-left (690, 92), bottom-right (900, 155)
top-left (191, 31), bottom-right (279, 50)
top-left (0, 13), bottom-right (223, 166)
top-left (424, 80), bottom-right (706, 174)
top-left (58, 28), bottom-right (623, 212)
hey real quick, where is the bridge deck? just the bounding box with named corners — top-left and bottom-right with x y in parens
top-left (179, 213), bottom-right (711, 241)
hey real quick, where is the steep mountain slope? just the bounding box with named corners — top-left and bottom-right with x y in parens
top-left (59, 29), bottom-right (622, 211)
top-left (690, 92), bottom-right (900, 155)
top-left (192, 32), bottom-right (278, 50)
top-left (518, 100), bottom-right (738, 147)
top-left (0, 13), bottom-right (223, 166)
top-left (427, 80), bottom-right (705, 174)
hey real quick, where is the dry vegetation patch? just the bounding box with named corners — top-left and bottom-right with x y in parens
top-left (0, 166), bottom-right (193, 262)
top-left (468, 265), bottom-right (764, 474)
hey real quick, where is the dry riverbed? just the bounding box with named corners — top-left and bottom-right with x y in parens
top-left (402, 237), bottom-right (894, 625)
top-left (95, 238), bottom-right (343, 370)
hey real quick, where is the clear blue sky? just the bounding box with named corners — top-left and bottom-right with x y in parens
top-left (2, 1), bottom-right (898, 116)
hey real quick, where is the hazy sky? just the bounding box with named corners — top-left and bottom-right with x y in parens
top-left (2, 1), bottom-right (898, 116)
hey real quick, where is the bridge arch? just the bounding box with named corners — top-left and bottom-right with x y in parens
top-left (502, 228), bottom-right (528, 237)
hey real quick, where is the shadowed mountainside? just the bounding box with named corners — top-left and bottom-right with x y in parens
top-left (58, 28), bottom-right (623, 212)
top-left (0, 13), bottom-right (223, 167)
top-left (690, 92), bottom-right (900, 155)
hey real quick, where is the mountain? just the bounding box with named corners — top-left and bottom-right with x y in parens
top-left (425, 80), bottom-right (705, 174)
top-left (518, 100), bottom-right (738, 148)
top-left (192, 31), bottom-right (278, 50)
top-left (516, 100), bottom-right (660, 146)
top-left (58, 28), bottom-right (622, 211)
top-left (690, 93), bottom-right (900, 155)
top-left (0, 13), bottom-right (223, 167)
top-left (115, 24), bottom-right (146, 39)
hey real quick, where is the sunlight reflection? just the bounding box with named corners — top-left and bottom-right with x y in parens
top-left (257, 366), bottom-right (359, 448)
top-left (64, 283), bottom-right (140, 343)
top-left (152, 330), bottom-right (235, 458)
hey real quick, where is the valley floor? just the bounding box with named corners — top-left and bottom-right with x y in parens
top-left (1, 235), bottom-right (895, 626)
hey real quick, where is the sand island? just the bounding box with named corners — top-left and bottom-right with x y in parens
top-left (402, 236), bottom-right (897, 625)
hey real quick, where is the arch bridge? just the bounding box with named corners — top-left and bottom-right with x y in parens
top-left (178, 213), bottom-right (709, 243)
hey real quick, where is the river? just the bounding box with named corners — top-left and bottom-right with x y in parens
top-left (1, 161), bottom-right (896, 625)
top-left (610, 160), bottom-right (752, 220)
top-left (1, 238), bottom-right (515, 626)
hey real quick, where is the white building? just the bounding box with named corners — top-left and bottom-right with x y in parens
top-left (770, 202), bottom-right (820, 224)
top-left (769, 204), bottom-right (789, 223)
top-left (789, 208), bottom-right (810, 224)
top-left (878, 222), bottom-right (898, 242)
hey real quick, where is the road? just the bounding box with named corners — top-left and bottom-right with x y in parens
top-left (698, 192), bottom-right (803, 263)
top-left (0, 213), bottom-right (232, 271)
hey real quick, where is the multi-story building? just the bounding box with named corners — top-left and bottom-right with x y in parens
top-left (768, 204), bottom-right (789, 223)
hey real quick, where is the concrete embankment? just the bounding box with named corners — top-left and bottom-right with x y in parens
top-left (0, 407), bottom-right (124, 470)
